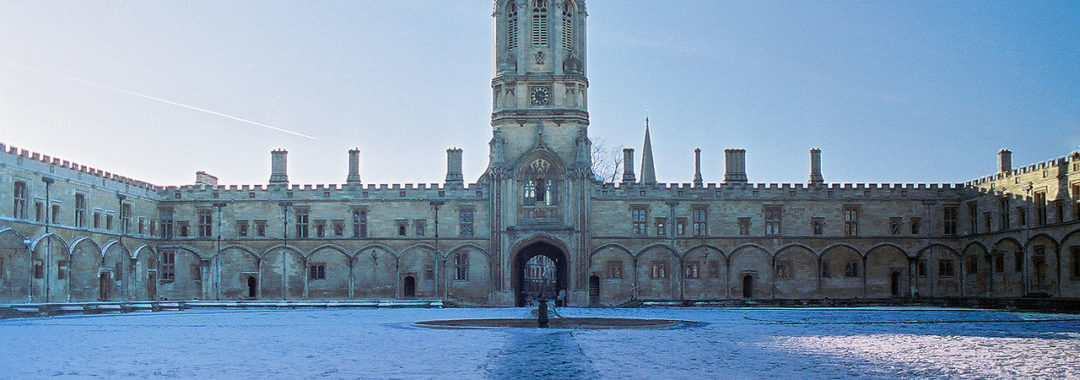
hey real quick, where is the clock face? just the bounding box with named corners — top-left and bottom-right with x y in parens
top-left (530, 86), bottom-right (551, 106)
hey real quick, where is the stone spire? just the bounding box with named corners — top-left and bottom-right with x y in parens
top-left (640, 118), bottom-right (657, 185)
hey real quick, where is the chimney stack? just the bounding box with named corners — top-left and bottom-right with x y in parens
top-left (269, 149), bottom-right (288, 185)
top-left (445, 148), bottom-right (464, 186)
top-left (346, 148), bottom-right (362, 184)
top-left (622, 148), bottom-right (636, 184)
top-left (998, 149), bottom-right (1012, 173)
top-left (692, 148), bottom-right (703, 187)
top-left (195, 171), bottom-right (218, 186)
top-left (723, 149), bottom-right (747, 184)
top-left (808, 148), bottom-right (824, 185)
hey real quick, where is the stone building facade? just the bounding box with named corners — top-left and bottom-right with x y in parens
top-left (1, 0), bottom-right (1079, 306)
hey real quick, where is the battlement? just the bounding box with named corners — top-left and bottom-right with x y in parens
top-left (595, 181), bottom-right (969, 199)
top-left (1, 142), bottom-right (162, 191)
top-left (965, 150), bottom-right (1080, 187)
top-left (156, 180), bottom-right (484, 201)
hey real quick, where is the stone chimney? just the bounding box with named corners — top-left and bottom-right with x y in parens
top-left (269, 149), bottom-right (288, 185)
top-left (346, 148), bottom-right (362, 185)
top-left (808, 148), bottom-right (824, 185)
top-left (998, 149), bottom-right (1012, 173)
top-left (723, 149), bottom-right (747, 184)
top-left (622, 148), bottom-right (636, 184)
top-left (692, 148), bottom-right (703, 187)
top-left (445, 148), bottom-right (464, 186)
top-left (195, 171), bottom-right (218, 186)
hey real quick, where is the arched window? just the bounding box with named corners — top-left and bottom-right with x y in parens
top-left (561, 0), bottom-right (574, 51)
top-left (532, 0), bottom-right (548, 46)
top-left (506, 1), bottom-right (518, 50)
top-left (521, 157), bottom-right (558, 207)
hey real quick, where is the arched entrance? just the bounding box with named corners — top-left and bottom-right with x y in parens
top-left (742, 274), bottom-right (754, 298)
top-left (512, 241), bottom-right (568, 307)
top-left (890, 271), bottom-right (901, 296)
top-left (403, 276), bottom-right (416, 298)
top-left (246, 276), bottom-right (258, 298)
top-left (588, 275), bottom-right (600, 306)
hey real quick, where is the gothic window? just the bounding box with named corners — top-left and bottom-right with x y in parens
top-left (843, 207), bottom-right (858, 237)
top-left (191, 264), bottom-right (202, 281)
top-left (523, 180), bottom-right (536, 206)
top-left (654, 218), bottom-right (666, 236)
top-left (968, 202), bottom-right (978, 234)
top-left (631, 207), bottom-right (647, 235)
top-left (943, 206), bottom-right (958, 235)
top-left (237, 220), bottom-right (249, 237)
top-left (353, 208), bottom-right (367, 238)
top-left (51, 204), bottom-right (59, 224)
top-left (1017, 206), bottom-right (1027, 226)
top-left (812, 218), bottom-right (824, 235)
top-left (1014, 251), bottom-right (1023, 273)
top-left (34, 202), bottom-right (43, 222)
top-left (1000, 198), bottom-right (1010, 230)
top-left (106, 214), bottom-right (113, 230)
top-left (396, 220), bottom-right (408, 236)
top-left (12, 181), bottom-right (27, 219)
top-left (198, 209), bottom-right (213, 237)
top-left (454, 252), bottom-right (469, 281)
top-left (74, 193), bottom-right (86, 227)
top-left (309, 263), bottom-right (326, 281)
top-left (1034, 190), bottom-right (1047, 225)
top-left (138, 217), bottom-right (144, 235)
top-left (889, 218), bottom-right (902, 235)
top-left (255, 220), bottom-right (267, 237)
top-left (160, 251), bottom-right (176, 282)
top-left (532, 0), bottom-right (548, 46)
top-left (685, 261), bottom-right (701, 279)
top-left (650, 261), bottom-right (666, 279)
top-left (333, 220), bottom-right (345, 236)
top-left (938, 259), bottom-right (955, 278)
top-left (160, 208), bottom-right (174, 239)
top-left (33, 259), bottom-right (43, 279)
top-left (910, 217), bottom-right (921, 235)
top-left (764, 206), bottom-right (782, 236)
top-left (57, 260), bottom-right (67, 280)
top-left (459, 209), bottom-right (474, 237)
top-left (606, 261), bottom-right (622, 279)
top-left (561, 0), bottom-right (574, 51)
top-left (522, 159), bottom-right (558, 207)
top-left (506, 1), bottom-right (518, 50)
top-left (966, 255), bottom-right (978, 275)
top-left (315, 220), bottom-right (327, 238)
top-left (844, 261), bottom-right (859, 278)
top-left (775, 261), bottom-right (793, 279)
top-left (692, 208), bottom-right (707, 236)
top-left (822, 261), bottom-right (832, 278)
top-left (676, 218), bottom-right (687, 236)
top-left (738, 217), bottom-right (750, 236)
top-left (177, 221), bottom-right (189, 237)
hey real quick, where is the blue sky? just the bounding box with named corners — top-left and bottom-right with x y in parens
top-left (1, 1), bottom-right (1077, 186)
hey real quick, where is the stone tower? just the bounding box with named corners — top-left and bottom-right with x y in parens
top-left (487, 0), bottom-right (590, 306)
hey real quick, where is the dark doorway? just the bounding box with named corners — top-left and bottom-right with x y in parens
top-left (742, 274), bottom-right (754, 298)
top-left (247, 276), bottom-right (258, 298)
top-left (588, 275), bottom-right (600, 306)
top-left (147, 272), bottom-right (157, 300)
top-left (403, 276), bottom-right (416, 297)
top-left (512, 241), bottom-right (568, 307)
top-left (890, 271), bottom-right (901, 296)
top-left (99, 272), bottom-right (111, 300)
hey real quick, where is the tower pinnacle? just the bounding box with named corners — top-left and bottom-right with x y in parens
top-left (640, 118), bottom-right (657, 185)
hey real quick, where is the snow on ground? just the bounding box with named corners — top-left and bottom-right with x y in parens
top-left (0, 307), bottom-right (1078, 379)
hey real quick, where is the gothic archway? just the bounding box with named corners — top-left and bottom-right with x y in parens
top-left (512, 241), bottom-right (568, 306)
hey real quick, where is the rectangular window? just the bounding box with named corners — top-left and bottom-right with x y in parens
top-left (51, 204), bottom-right (60, 224)
top-left (692, 208), bottom-right (707, 237)
top-left (1017, 207), bottom-right (1027, 226)
top-left (631, 208), bottom-right (647, 235)
top-left (685, 261), bottom-right (701, 279)
top-left (738, 217), bottom-right (751, 236)
top-left (822, 261), bottom-right (831, 278)
top-left (295, 208), bottom-right (310, 238)
top-left (844, 261), bottom-right (859, 278)
top-left (968, 202), bottom-right (978, 234)
top-left (889, 218), bottom-right (902, 235)
top-left (1070, 246), bottom-right (1080, 279)
top-left (424, 265), bottom-right (434, 281)
top-left (353, 209), bottom-right (367, 238)
top-left (650, 262), bottom-right (667, 279)
top-left (654, 218), bottom-right (666, 236)
top-left (396, 220), bottom-right (408, 236)
top-left (149, 220), bottom-right (156, 237)
top-left (138, 217), bottom-right (145, 235)
top-left (605, 261), bottom-right (622, 279)
top-left (237, 221), bottom-right (249, 237)
top-left (160, 251), bottom-right (176, 281)
top-left (57, 260), bottom-right (68, 280)
top-left (1074, 183), bottom-right (1080, 221)
top-left (775, 260), bottom-right (793, 279)
top-left (315, 220), bottom-right (327, 238)
top-left (333, 220), bottom-right (345, 236)
top-left (984, 212), bottom-right (992, 233)
top-left (255, 220), bottom-right (267, 237)
top-left (1000, 198), bottom-right (1010, 230)
top-left (459, 209), bottom-right (474, 237)
top-left (523, 180), bottom-right (536, 206)
top-left (106, 214), bottom-right (114, 230)
top-left (33, 259), bottom-right (43, 279)
top-left (843, 207), bottom-right (858, 237)
top-left (812, 218), bottom-right (824, 235)
top-left (676, 218), bottom-right (687, 236)
top-left (966, 255), bottom-right (978, 275)
top-left (994, 253), bottom-right (1004, 273)
top-left (159, 208), bottom-right (174, 239)
top-left (1014, 251), bottom-right (1023, 273)
top-left (910, 217), bottom-right (921, 235)
top-left (94, 212), bottom-right (101, 229)
top-left (943, 206), bottom-right (958, 235)
top-left (708, 261), bottom-right (720, 279)
top-left (764, 206), bottom-right (782, 236)
top-left (35, 202), bottom-right (43, 222)
top-left (74, 193), bottom-right (86, 227)
top-left (1054, 200), bottom-right (1064, 224)
top-left (917, 260), bottom-right (928, 277)
top-left (115, 262), bottom-right (122, 281)
top-left (13, 182), bottom-right (28, 219)
top-left (177, 221), bottom-right (189, 237)
top-left (198, 209), bottom-right (213, 237)
top-left (938, 259), bottom-right (955, 277)
top-left (1034, 191), bottom-right (1047, 226)
top-left (454, 252), bottom-right (469, 281)
top-left (191, 264), bottom-right (202, 281)
top-left (309, 263), bottom-right (326, 280)
top-left (120, 203), bottom-right (131, 233)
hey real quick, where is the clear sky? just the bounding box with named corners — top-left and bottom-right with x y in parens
top-left (1, 1), bottom-right (1077, 187)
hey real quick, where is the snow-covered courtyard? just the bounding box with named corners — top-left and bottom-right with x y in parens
top-left (1, 307), bottom-right (1078, 379)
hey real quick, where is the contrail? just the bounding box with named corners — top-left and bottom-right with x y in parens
top-left (0, 60), bottom-right (317, 140)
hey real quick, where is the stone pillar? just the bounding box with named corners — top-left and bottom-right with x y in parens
top-left (693, 148), bottom-right (703, 187)
top-left (621, 148), bottom-right (636, 184)
top-left (269, 149), bottom-right (288, 185)
top-left (346, 148), bottom-right (362, 185)
top-left (445, 148), bottom-right (464, 187)
top-left (723, 149), bottom-right (747, 184)
top-left (998, 149), bottom-right (1012, 173)
top-left (808, 148), bottom-right (824, 185)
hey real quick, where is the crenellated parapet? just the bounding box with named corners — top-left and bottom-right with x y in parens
top-left (0, 142), bottom-right (162, 193)
top-left (594, 181), bottom-right (972, 201)
top-left (156, 181), bottom-right (486, 202)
